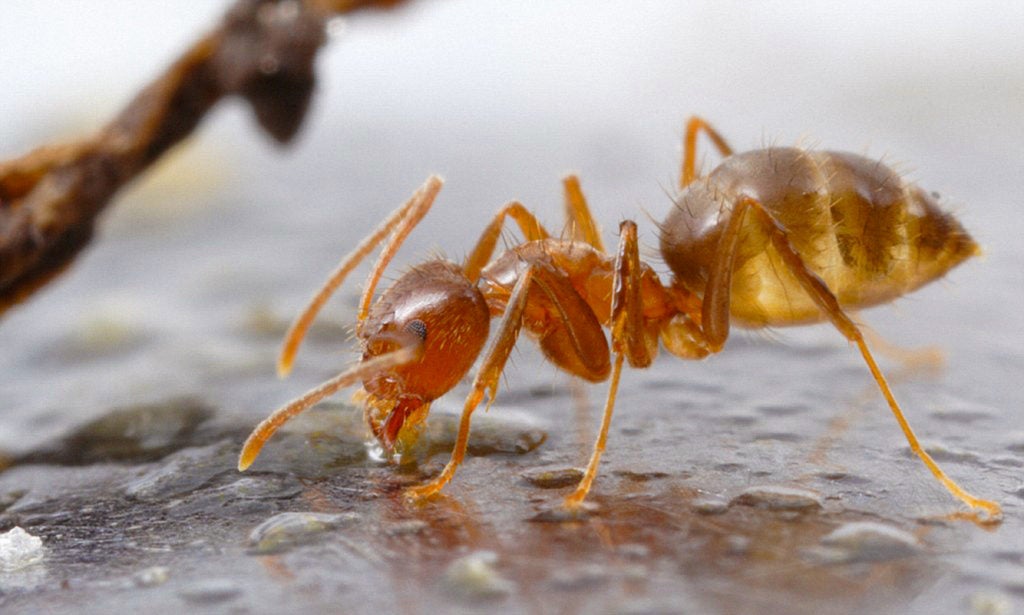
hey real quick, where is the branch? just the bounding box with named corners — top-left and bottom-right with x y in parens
top-left (0, 0), bottom-right (409, 317)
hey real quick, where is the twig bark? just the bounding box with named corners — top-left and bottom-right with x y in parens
top-left (0, 0), bottom-right (408, 317)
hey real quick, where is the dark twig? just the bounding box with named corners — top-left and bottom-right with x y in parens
top-left (0, 0), bottom-right (408, 317)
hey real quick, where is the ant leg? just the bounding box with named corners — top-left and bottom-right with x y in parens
top-left (463, 201), bottom-right (552, 283)
top-left (681, 116), bottom-right (734, 189)
top-left (562, 175), bottom-right (606, 253)
top-left (732, 196), bottom-right (1001, 520)
top-left (564, 220), bottom-right (655, 508)
top-left (407, 259), bottom-right (615, 501)
top-left (531, 267), bottom-right (612, 382)
top-left (278, 176), bottom-right (443, 376)
top-left (405, 265), bottom-right (539, 500)
top-left (698, 197), bottom-right (752, 352)
top-left (239, 345), bottom-right (423, 471)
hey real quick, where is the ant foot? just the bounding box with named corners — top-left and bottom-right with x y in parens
top-left (531, 500), bottom-right (598, 522)
top-left (969, 498), bottom-right (1003, 525)
top-left (404, 477), bottom-right (449, 501)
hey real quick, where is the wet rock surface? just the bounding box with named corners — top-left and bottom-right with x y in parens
top-left (2, 387), bottom-right (1021, 614)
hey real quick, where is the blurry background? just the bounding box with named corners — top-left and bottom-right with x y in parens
top-left (2, 0), bottom-right (1021, 449)
top-left (1, 2), bottom-right (1022, 613)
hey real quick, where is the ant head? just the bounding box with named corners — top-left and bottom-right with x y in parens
top-left (358, 260), bottom-right (491, 450)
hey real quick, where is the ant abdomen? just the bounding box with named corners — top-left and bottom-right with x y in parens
top-left (661, 147), bottom-right (979, 327)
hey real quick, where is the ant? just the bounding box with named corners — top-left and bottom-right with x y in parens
top-left (239, 116), bottom-right (1001, 521)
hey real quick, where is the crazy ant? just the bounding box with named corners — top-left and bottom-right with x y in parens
top-left (239, 116), bottom-right (1001, 521)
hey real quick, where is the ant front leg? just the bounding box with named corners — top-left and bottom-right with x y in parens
top-left (564, 220), bottom-right (655, 508)
top-left (681, 116), bottom-right (734, 189)
top-left (408, 258), bottom-right (615, 502)
top-left (405, 265), bottom-right (539, 501)
top-left (709, 195), bottom-right (1002, 521)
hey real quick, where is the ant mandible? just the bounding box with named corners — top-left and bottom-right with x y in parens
top-left (239, 116), bottom-right (1001, 521)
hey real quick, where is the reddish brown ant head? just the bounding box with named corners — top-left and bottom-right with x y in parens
top-left (358, 260), bottom-right (491, 452)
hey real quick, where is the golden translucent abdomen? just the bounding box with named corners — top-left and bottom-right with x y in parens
top-left (660, 148), bottom-right (980, 327)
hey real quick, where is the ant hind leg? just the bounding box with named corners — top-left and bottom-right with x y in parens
top-left (681, 116), bottom-right (734, 189)
top-left (730, 195), bottom-right (1001, 521)
top-left (563, 220), bottom-right (655, 509)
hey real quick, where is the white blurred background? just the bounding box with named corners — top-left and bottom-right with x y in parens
top-left (1, 0), bottom-right (1022, 450)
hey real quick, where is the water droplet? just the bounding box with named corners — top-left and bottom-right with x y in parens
top-left (365, 441), bottom-right (387, 463)
top-left (442, 550), bottom-right (514, 601)
top-left (218, 475), bottom-right (303, 501)
top-left (247, 511), bottom-right (360, 555)
top-left (730, 486), bottom-right (823, 511)
top-left (818, 521), bottom-right (920, 563)
top-left (522, 467), bottom-right (582, 489)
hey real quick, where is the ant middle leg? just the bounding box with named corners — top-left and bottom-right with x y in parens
top-left (681, 116), bottom-right (735, 189)
top-left (463, 201), bottom-right (552, 282)
top-left (561, 175), bottom-right (606, 253)
top-left (564, 220), bottom-right (657, 508)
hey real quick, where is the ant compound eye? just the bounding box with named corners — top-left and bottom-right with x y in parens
top-left (405, 319), bottom-right (427, 341)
